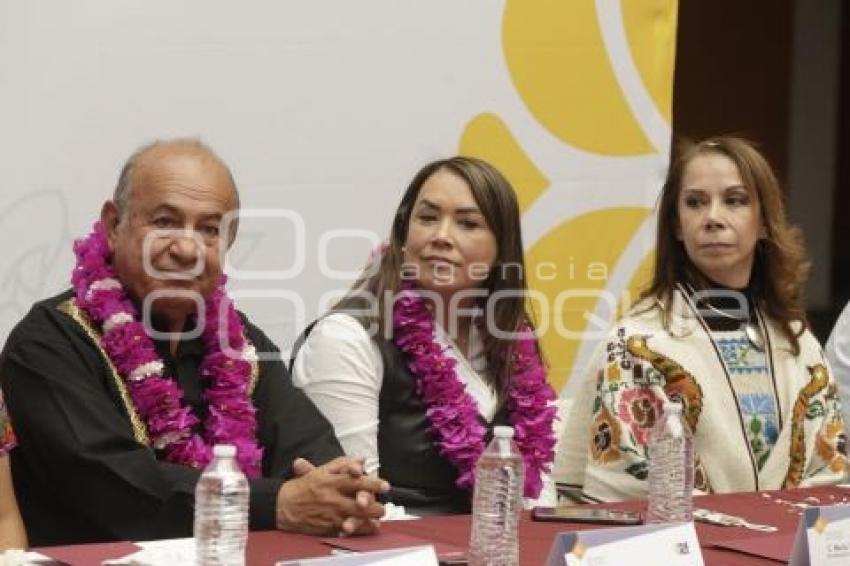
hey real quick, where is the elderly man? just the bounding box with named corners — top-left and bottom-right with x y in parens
top-left (0, 139), bottom-right (387, 546)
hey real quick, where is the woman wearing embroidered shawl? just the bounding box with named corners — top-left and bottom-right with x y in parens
top-left (292, 157), bottom-right (557, 515)
top-left (565, 136), bottom-right (847, 502)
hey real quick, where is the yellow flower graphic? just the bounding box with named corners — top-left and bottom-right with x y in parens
top-left (458, 1), bottom-right (676, 393)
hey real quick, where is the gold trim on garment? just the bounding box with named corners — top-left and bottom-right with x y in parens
top-left (250, 363), bottom-right (259, 396)
top-left (247, 354), bottom-right (259, 397)
top-left (57, 298), bottom-right (150, 446)
top-left (57, 299), bottom-right (260, 439)
top-left (625, 335), bottom-right (705, 433)
top-left (783, 364), bottom-right (829, 488)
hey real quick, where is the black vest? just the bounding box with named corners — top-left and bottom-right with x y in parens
top-left (292, 314), bottom-right (509, 516)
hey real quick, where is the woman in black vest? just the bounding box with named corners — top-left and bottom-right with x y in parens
top-left (292, 156), bottom-right (557, 516)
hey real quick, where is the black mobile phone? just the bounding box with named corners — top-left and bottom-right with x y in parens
top-left (531, 506), bottom-right (643, 525)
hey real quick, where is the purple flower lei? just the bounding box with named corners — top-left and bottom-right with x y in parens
top-left (391, 284), bottom-right (557, 498)
top-left (70, 221), bottom-right (263, 477)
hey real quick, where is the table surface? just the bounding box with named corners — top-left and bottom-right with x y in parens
top-left (248, 485), bottom-right (850, 565)
top-left (35, 485), bottom-right (850, 565)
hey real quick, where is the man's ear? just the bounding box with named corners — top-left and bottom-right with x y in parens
top-left (100, 201), bottom-right (121, 252)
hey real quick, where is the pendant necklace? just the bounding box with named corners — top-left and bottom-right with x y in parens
top-left (699, 301), bottom-right (765, 352)
top-left (684, 283), bottom-right (766, 352)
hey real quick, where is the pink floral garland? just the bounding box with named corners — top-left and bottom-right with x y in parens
top-left (392, 284), bottom-right (557, 498)
top-left (71, 221), bottom-right (263, 477)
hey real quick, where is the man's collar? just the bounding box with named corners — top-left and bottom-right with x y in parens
top-left (152, 329), bottom-right (205, 360)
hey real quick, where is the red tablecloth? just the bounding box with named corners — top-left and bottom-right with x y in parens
top-left (246, 485), bottom-right (849, 565)
top-left (36, 485), bottom-right (850, 565)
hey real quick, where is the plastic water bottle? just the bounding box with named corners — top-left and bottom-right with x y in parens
top-left (194, 444), bottom-right (250, 566)
top-left (468, 426), bottom-right (524, 566)
top-left (647, 402), bottom-right (694, 523)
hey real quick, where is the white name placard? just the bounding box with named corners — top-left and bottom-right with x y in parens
top-left (789, 504), bottom-right (850, 565)
top-left (277, 545), bottom-right (438, 566)
top-left (546, 522), bottom-right (704, 566)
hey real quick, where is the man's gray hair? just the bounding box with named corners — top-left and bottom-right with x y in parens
top-left (113, 138), bottom-right (240, 238)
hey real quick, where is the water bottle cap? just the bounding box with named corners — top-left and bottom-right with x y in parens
top-left (493, 426), bottom-right (515, 439)
top-left (213, 444), bottom-right (237, 457)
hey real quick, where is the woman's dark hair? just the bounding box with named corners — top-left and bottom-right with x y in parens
top-left (339, 156), bottom-right (537, 399)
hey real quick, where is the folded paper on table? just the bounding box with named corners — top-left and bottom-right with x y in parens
top-left (546, 522), bottom-right (704, 566)
top-left (789, 504), bottom-right (850, 565)
top-left (35, 541), bottom-right (141, 566)
top-left (321, 532), bottom-right (465, 563)
top-left (276, 545), bottom-right (437, 566)
top-left (101, 537), bottom-right (197, 565)
top-left (708, 532), bottom-right (795, 563)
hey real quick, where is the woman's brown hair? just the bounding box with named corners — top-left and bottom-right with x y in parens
top-left (644, 135), bottom-right (809, 354)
